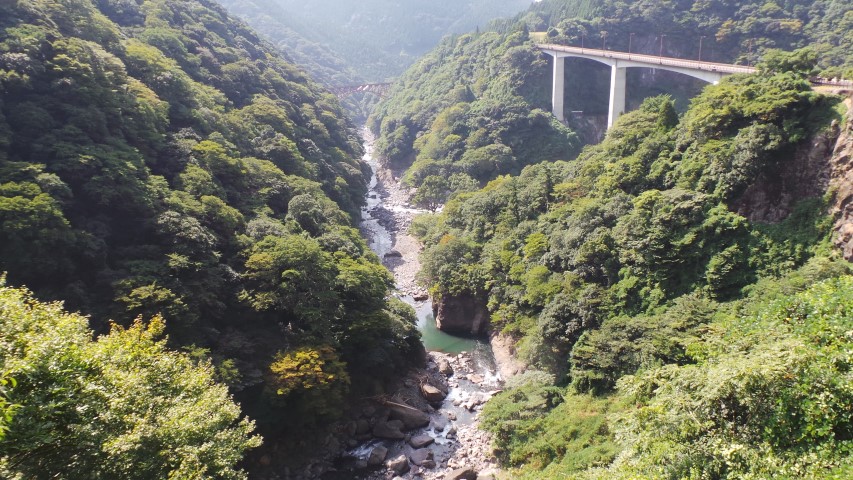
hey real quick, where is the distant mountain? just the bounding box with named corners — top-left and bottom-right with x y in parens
top-left (219, 0), bottom-right (533, 83)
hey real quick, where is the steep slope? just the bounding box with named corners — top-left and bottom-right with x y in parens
top-left (369, 26), bottom-right (580, 200)
top-left (411, 64), bottom-right (853, 477)
top-left (371, 0), bottom-right (853, 199)
top-left (0, 0), bottom-right (421, 468)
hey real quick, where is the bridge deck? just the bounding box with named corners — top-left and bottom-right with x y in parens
top-left (537, 43), bottom-right (757, 75)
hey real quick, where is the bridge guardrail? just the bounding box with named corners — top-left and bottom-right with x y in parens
top-left (536, 43), bottom-right (757, 75)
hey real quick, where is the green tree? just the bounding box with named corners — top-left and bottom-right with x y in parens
top-left (413, 174), bottom-right (449, 211)
top-left (0, 282), bottom-right (260, 479)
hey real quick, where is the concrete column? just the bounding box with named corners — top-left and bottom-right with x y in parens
top-left (608, 64), bottom-right (626, 128)
top-left (552, 55), bottom-right (565, 122)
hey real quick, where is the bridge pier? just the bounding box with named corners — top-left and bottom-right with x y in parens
top-left (552, 56), bottom-right (565, 122)
top-left (540, 44), bottom-right (746, 129)
top-left (608, 64), bottom-right (626, 128)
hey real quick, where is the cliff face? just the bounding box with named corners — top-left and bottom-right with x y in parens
top-left (733, 119), bottom-right (838, 224)
top-left (433, 293), bottom-right (489, 336)
top-left (829, 100), bottom-right (853, 259)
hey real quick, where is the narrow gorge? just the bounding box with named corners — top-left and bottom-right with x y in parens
top-left (320, 131), bottom-right (506, 479)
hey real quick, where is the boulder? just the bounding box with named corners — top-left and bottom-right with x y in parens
top-left (409, 434), bottom-right (435, 448)
top-left (431, 415), bottom-right (448, 432)
top-left (388, 403), bottom-right (430, 429)
top-left (384, 250), bottom-right (403, 258)
top-left (445, 467), bottom-right (478, 480)
top-left (421, 384), bottom-right (447, 404)
top-left (413, 292), bottom-right (429, 301)
top-left (373, 419), bottom-right (405, 439)
top-left (409, 448), bottom-right (434, 466)
top-left (437, 357), bottom-right (454, 376)
top-left (386, 454), bottom-right (409, 475)
top-left (367, 445), bottom-right (388, 466)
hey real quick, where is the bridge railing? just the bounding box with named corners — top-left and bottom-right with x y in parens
top-left (536, 43), bottom-right (757, 75)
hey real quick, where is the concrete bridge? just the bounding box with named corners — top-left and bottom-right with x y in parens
top-left (329, 83), bottom-right (391, 98)
top-left (537, 43), bottom-right (757, 128)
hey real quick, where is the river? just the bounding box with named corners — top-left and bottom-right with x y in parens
top-left (338, 131), bottom-right (502, 478)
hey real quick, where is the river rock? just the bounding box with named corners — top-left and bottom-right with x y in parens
top-left (468, 374), bottom-right (484, 384)
top-left (432, 415), bottom-right (448, 431)
top-left (388, 403), bottom-right (430, 429)
top-left (387, 454), bottom-right (409, 474)
top-left (437, 357), bottom-right (454, 375)
top-left (367, 445), bottom-right (388, 466)
top-left (409, 448), bottom-right (433, 466)
top-left (445, 467), bottom-right (478, 479)
top-left (413, 292), bottom-right (429, 301)
top-left (384, 250), bottom-right (403, 258)
top-left (373, 419), bottom-right (405, 439)
top-left (410, 434), bottom-right (435, 448)
top-left (421, 384), bottom-right (446, 404)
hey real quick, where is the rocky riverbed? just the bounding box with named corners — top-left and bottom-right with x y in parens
top-left (321, 351), bottom-right (502, 480)
top-left (338, 132), bottom-right (504, 480)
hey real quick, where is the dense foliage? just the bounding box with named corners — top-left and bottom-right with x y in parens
top-left (0, 0), bottom-right (421, 464)
top-left (0, 280), bottom-right (261, 479)
top-left (482, 264), bottom-right (853, 479)
top-left (369, 26), bottom-right (580, 198)
top-left (511, 0), bottom-right (853, 77)
top-left (414, 69), bottom-right (852, 476)
top-left (371, 0), bottom-right (853, 198)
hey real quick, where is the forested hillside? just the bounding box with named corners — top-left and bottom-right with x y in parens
top-left (218, 0), bottom-right (532, 122)
top-left (368, 27), bottom-right (580, 204)
top-left (0, 0), bottom-right (421, 474)
top-left (370, 0), bottom-right (853, 203)
top-left (410, 60), bottom-right (853, 477)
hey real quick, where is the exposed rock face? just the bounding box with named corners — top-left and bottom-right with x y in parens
top-left (433, 293), bottom-right (489, 335)
top-left (830, 100), bottom-right (853, 259)
top-left (734, 122), bottom-right (837, 223)
top-left (489, 331), bottom-right (525, 381)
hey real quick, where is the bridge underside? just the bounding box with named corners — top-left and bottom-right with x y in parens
top-left (546, 52), bottom-right (725, 128)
